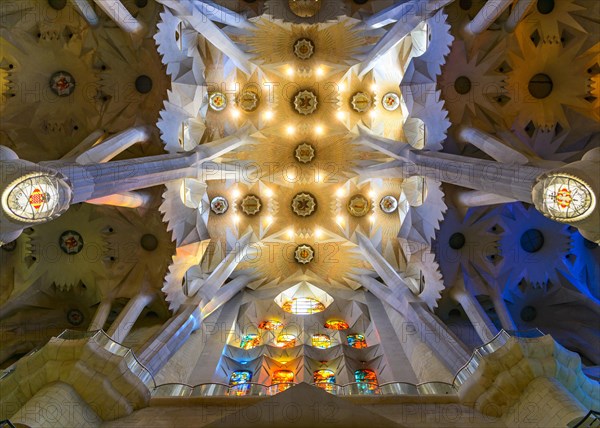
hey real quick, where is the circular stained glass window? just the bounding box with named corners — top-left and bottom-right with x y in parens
top-left (208, 92), bottom-right (227, 111)
top-left (67, 309), bottom-right (84, 326)
top-left (49, 71), bottom-right (76, 96)
top-left (210, 196), bottom-right (229, 214)
top-left (539, 174), bottom-right (595, 222)
top-left (59, 230), bottom-right (84, 254)
top-left (379, 195), bottom-right (398, 213)
top-left (2, 174), bottom-right (66, 222)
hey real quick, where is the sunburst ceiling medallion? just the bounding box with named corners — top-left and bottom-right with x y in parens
top-left (294, 90), bottom-right (318, 115)
top-left (294, 244), bottom-right (315, 264)
top-left (294, 143), bottom-right (315, 163)
top-left (293, 38), bottom-right (315, 60)
top-left (347, 194), bottom-right (370, 217)
top-left (241, 195), bottom-right (262, 216)
top-left (292, 192), bottom-right (316, 217)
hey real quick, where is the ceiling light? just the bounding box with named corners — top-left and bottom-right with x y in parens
top-left (287, 229), bottom-right (294, 239)
top-left (336, 111), bottom-right (345, 120)
top-left (336, 215), bottom-right (344, 224)
top-left (264, 110), bottom-right (274, 120)
top-left (264, 188), bottom-right (273, 197)
top-left (338, 82), bottom-right (346, 92)
top-left (231, 108), bottom-right (240, 119)
top-left (316, 66), bottom-right (324, 76)
top-left (368, 190), bottom-right (375, 198)
top-left (315, 228), bottom-right (322, 238)
top-left (369, 110), bottom-right (377, 119)
top-left (336, 188), bottom-right (345, 197)
top-left (232, 189), bottom-right (241, 198)
top-left (371, 83), bottom-right (378, 92)
top-left (287, 125), bottom-right (295, 135)
top-left (266, 215), bottom-right (273, 224)
top-left (233, 214), bottom-right (240, 223)
top-left (315, 125), bottom-right (323, 135)
top-left (286, 67), bottom-right (294, 77)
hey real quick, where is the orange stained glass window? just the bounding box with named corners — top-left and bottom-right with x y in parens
top-left (258, 320), bottom-right (283, 330)
top-left (240, 333), bottom-right (260, 350)
top-left (347, 334), bottom-right (367, 349)
top-left (313, 369), bottom-right (336, 392)
top-left (272, 369), bottom-right (295, 393)
top-left (274, 334), bottom-right (297, 348)
top-left (282, 297), bottom-right (325, 314)
top-left (311, 333), bottom-right (331, 349)
top-left (324, 319), bottom-right (349, 330)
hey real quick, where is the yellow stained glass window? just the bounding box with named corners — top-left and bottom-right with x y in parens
top-left (324, 319), bottom-right (349, 330)
top-left (258, 320), bottom-right (283, 330)
top-left (274, 334), bottom-right (297, 348)
top-left (282, 297), bottom-right (325, 314)
top-left (311, 333), bottom-right (331, 349)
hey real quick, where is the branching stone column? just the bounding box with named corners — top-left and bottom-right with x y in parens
top-left (505, 0), bottom-right (536, 32)
top-left (195, 1), bottom-right (255, 30)
top-left (356, 233), bottom-right (470, 374)
top-left (93, 0), bottom-right (144, 34)
top-left (137, 305), bottom-right (200, 375)
top-left (362, 1), bottom-right (415, 29)
top-left (358, 0), bottom-right (453, 77)
top-left (106, 293), bottom-right (155, 343)
top-left (360, 275), bottom-right (470, 376)
top-left (186, 232), bottom-right (253, 298)
top-left (88, 299), bottom-right (112, 331)
top-left (73, 126), bottom-right (151, 165)
top-left (457, 127), bottom-right (529, 165)
top-left (450, 277), bottom-right (498, 343)
top-left (464, 0), bottom-right (513, 36)
top-left (86, 191), bottom-right (152, 209)
top-left (159, 0), bottom-right (254, 75)
top-left (490, 289), bottom-right (517, 331)
top-left (455, 189), bottom-right (517, 208)
top-left (69, 0), bottom-right (100, 27)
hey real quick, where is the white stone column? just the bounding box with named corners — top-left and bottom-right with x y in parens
top-left (464, 0), bottom-right (513, 36)
top-left (505, 0), bottom-right (536, 32)
top-left (188, 292), bottom-right (244, 384)
top-left (161, 0), bottom-right (253, 75)
top-left (456, 190), bottom-right (517, 208)
top-left (195, 1), bottom-right (255, 30)
top-left (88, 299), bottom-right (112, 331)
top-left (93, 0), bottom-right (144, 34)
top-left (137, 305), bottom-right (200, 375)
top-left (106, 293), bottom-right (154, 343)
top-left (356, 232), bottom-right (419, 295)
top-left (363, 1), bottom-right (415, 29)
top-left (358, 0), bottom-right (453, 76)
top-left (69, 0), bottom-right (100, 27)
top-left (75, 126), bottom-right (151, 164)
top-left (186, 231), bottom-right (252, 299)
top-left (457, 127), bottom-right (529, 165)
top-left (450, 278), bottom-right (499, 343)
top-left (359, 275), bottom-right (470, 374)
top-left (86, 191), bottom-right (152, 209)
top-left (490, 290), bottom-right (517, 331)
top-left (200, 274), bottom-right (254, 319)
top-left (364, 293), bottom-right (419, 383)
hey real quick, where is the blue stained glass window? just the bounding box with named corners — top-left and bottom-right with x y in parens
top-left (229, 370), bottom-right (253, 396)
